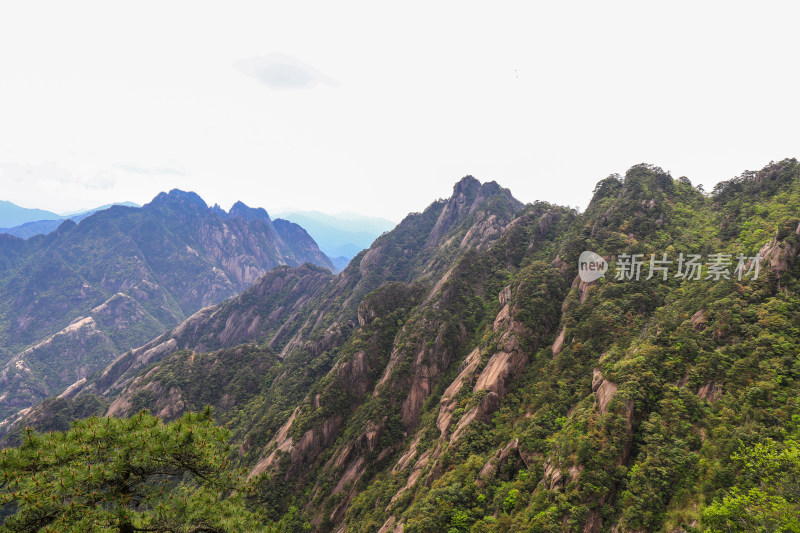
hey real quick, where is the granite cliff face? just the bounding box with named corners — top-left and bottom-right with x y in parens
top-left (0, 190), bottom-right (333, 421)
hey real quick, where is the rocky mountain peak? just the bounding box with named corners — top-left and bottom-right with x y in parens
top-left (210, 203), bottom-right (227, 217)
top-left (452, 175), bottom-right (482, 198)
top-left (147, 189), bottom-right (208, 211)
top-left (425, 176), bottom-right (523, 249)
top-left (228, 201), bottom-right (271, 223)
top-left (54, 219), bottom-right (77, 234)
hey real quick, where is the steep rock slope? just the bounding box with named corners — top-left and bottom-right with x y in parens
top-left (252, 200), bottom-right (575, 530)
top-left (332, 161), bottom-right (800, 533)
top-left (0, 189), bottom-right (333, 421)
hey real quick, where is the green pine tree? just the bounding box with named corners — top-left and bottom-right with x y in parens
top-left (0, 407), bottom-right (268, 532)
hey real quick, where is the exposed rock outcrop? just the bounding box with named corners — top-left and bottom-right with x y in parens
top-left (697, 381), bottom-right (721, 402)
top-left (592, 367), bottom-right (619, 415)
top-left (758, 220), bottom-right (800, 287)
top-left (436, 348), bottom-right (481, 433)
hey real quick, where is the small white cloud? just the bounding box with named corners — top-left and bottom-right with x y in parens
top-left (234, 54), bottom-right (338, 90)
top-left (116, 163), bottom-right (150, 175)
top-left (156, 166), bottom-right (185, 176)
top-left (88, 170), bottom-right (117, 190)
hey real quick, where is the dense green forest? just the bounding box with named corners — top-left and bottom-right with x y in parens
top-left (3, 160), bottom-right (800, 531)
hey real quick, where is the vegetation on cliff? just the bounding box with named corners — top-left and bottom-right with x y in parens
top-left (3, 161), bottom-right (800, 531)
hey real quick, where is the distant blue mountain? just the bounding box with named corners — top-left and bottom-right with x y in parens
top-left (0, 201), bottom-right (60, 228)
top-left (328, 256), bottom-right (352, 272)
top-left (0, 202), bottom-right (140, 239)
top-left (276, 210), bottom-right (396, 260)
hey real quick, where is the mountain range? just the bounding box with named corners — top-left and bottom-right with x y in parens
top-left (3, 161), bottom-right (800, 531)
top-left (1, 203), bottom-right (394, 273)
top-left (0, 189), bottom-right (333, 423)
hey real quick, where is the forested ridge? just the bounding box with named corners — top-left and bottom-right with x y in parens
top-left (3, 160), bottom-right (800, 532)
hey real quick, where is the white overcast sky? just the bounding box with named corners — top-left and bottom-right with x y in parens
top-left (0, 1), bottom-right (798, 221)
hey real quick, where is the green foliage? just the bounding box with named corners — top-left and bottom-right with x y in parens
top-left (0, 408), bottom-right (266, 532)
top-left (702, 437), bottom-right (800, 532)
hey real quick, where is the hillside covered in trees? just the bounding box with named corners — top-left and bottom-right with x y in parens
top-left (3, 160), bottom-right (800, 532)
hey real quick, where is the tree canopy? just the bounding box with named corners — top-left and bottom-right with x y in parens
top-left (0, 407), bottom-right (266, 532)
